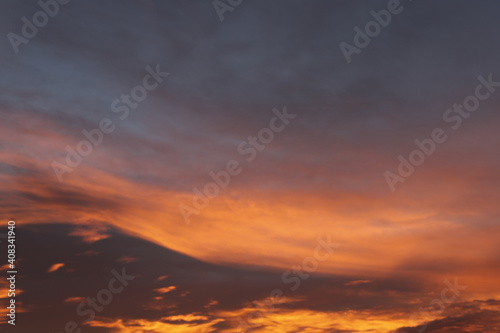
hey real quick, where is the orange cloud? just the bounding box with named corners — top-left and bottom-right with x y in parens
top-left (47, 263), bottom-right (65, 273)
top-left (155, 286), bottom-right (176, 294)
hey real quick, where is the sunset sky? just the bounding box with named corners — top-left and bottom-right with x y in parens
top-left (1, 0), bottom-right (500, 332)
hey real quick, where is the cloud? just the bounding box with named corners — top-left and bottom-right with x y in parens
top-left (4, 223), bottom-right (497, 332)
top-left (344, 280), bottom-right (371, 286)
top-left (1, 0), bottom-right (500, 331)
top-left (47, 263), bottom-right (65, 273)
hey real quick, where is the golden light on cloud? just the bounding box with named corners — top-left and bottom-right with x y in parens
top-left (3, 2), bottom-right (500, 332)
top-left (161, 314), bottom-right (209, 322)
top-left (7, 154), bottom-right (500, 295)
top-left (155, 286), bottom-right (177, 294)
top-left (47, 263), bottom-right (65, 273)
top-left (86, 318), bottom-right (223, 333)
top-left (212, 306), bottom-right (417, 333)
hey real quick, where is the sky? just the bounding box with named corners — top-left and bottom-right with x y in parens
top-left (1, 0), bottom-right (500, 332)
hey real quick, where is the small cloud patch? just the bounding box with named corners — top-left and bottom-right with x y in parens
top-left (47, 263), bottom-right (65, 273)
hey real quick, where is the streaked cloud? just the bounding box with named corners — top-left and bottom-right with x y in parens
top-left (47, 263), bottom-right (65, 273)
